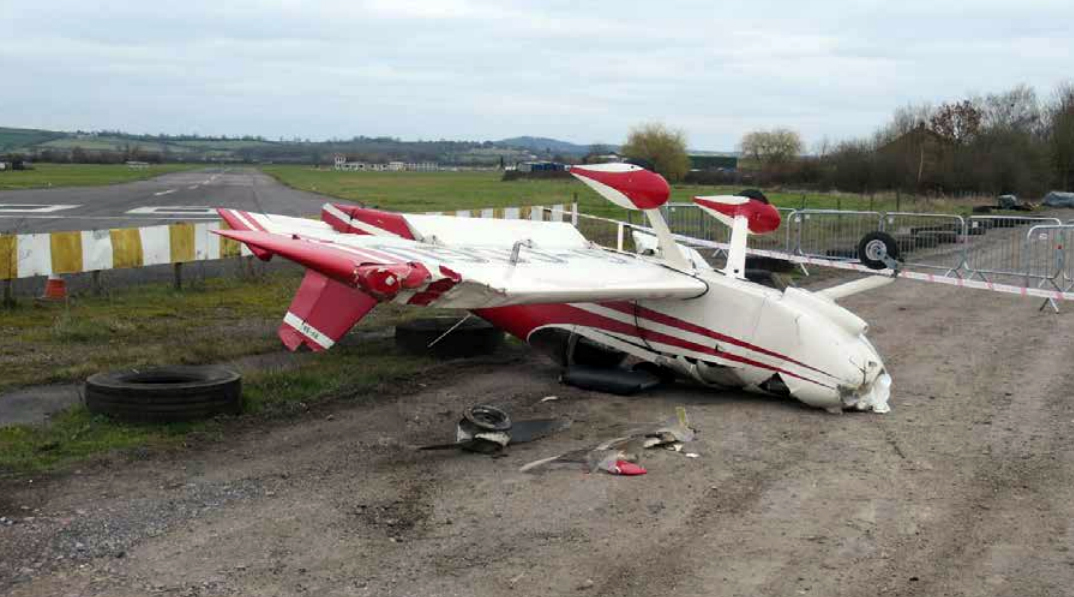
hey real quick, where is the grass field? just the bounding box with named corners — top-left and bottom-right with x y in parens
top-left (0, 163), bottom-right (202, 191)
top-left (0, 270), bottom-right (447, 473)
top-left (261, 166), bottom-right (985, 217)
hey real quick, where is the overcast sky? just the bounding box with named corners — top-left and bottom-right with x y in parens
top-left (1, 0), bottom-right (1072, 150)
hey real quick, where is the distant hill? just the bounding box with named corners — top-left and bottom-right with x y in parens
top-left (0, 126), bottom-right (635, 165)
top-left (494, 136), bottom-right (616, 156)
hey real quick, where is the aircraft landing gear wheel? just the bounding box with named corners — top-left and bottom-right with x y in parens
top-left (857, 231), bottom-right (900, 270)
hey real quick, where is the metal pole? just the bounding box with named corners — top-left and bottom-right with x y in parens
top-left (173, 262), bottom-right (183, 291)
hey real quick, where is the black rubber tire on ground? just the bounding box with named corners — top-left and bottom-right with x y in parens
top-left (394, 317), bottom-right (505, 358)
top-left (857, 231), bottom-right (901, 270)
top-left (85, 366), bottom-right (242, 423)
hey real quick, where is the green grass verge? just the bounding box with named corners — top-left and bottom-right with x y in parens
top-left (0, 163), bottom-right (204, 191)
top-left (260, 166), bottom-right (981, 218)
top-left (0, 339), bottom-right (435, 473)
top-left (0, 270), bottom-right (450, 474)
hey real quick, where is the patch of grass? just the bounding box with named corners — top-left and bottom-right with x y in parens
top-left (261, 166), bottom-right (979, 219)
top-left (0, 269), bottom-right (421, 393)
top-left (0, 163), bottom-right (203, 191)
top-left (0, 340), bottom-right (433, 474)
top-left (0, 407), bottom-right (199, 473)
top-left (241, 339), bottom-right (433, 416)
top-left (260, 166), bottom-right (635, 219)
top-left (0, 267), bottom-right (454, 474)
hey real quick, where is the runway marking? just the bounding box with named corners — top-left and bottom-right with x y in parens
top-left (153, 189), bottom-right (177, 196)
top-left (0, 204), bottom-right (81, 213)
top-left (127, 206), bottom-right (217, 216)
top-left (188, 185), bottom-right (200, 190)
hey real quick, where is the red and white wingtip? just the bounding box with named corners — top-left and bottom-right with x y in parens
top-left (569, 163), bottom-right (670, 211)
top-left (693, 195), bottom-right (781, 235)
top-left (216, 208), bottom-right (275, 260)
top-left (321, 203), bottom-right (416, 239)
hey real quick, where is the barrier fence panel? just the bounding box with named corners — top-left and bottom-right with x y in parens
top-left (881, 213), bottom-right (966, 275)
top-left (1022, 225), bottom-right (1074, 291)
top-left (794, 210), bottom-right (884, 261)
top-left (963, 216), bottom-right (1063, 284)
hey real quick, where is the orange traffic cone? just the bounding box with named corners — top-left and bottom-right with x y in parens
top-left (40, 274), bottom-right (67, 301)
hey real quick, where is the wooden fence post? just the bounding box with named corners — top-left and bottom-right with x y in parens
top-left (2, 279), bottom-right (13, 308)
top-left (173, 262), bottom-right (183, 291)
top-left (91, 270), bottom-right (104, 296)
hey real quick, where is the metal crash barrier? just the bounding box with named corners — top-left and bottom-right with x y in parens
top-left (567, 205), bottom-right (1074, 307)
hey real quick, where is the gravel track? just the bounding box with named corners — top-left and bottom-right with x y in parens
top-left (3, 279), bottom-right (1074, 596)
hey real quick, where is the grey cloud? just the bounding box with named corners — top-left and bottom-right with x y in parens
top-left (0, 0), bottom-right (1071, 148)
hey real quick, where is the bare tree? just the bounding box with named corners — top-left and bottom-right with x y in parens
top-left (739, 128), bottom-right (803, 168)
top-left (1047, 83), bottom-right (1074, 190)
top-left (621, 123), bottom-right (690, 182)
top-left (928, 100), bottom-right (983, 145)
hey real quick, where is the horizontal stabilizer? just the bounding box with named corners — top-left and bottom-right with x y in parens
top-left (214, 229), bottom-right (368, 284)
top-left (817, 275), bottom-right (895, 301)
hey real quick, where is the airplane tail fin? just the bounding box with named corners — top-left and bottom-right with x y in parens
top-left (693, 191), bottom-right (782, 279)
top-left (279, 269), bottom-right (377, 351)
top-left (211, 226), bottom-right (444, 352)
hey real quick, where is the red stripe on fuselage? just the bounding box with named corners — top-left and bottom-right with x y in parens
top-left (475, 303), bottom-right (832, 388)
top-left (599, 301), bottom-right (834, 379)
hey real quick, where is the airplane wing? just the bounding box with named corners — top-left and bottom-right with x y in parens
top-left (216, 206), bottom-right (707, 350)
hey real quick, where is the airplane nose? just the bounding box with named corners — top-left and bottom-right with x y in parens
top-left (840, 370), bottom-right (892, 413)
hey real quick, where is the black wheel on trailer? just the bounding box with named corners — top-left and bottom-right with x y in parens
top-left (857, 231), bottom-right (901, 270)
top-left (394, 317), bottom-right (505, 358)
top-left (85, 366), bottom-right (242, 423)
top-left (737, 188), bottom-right (770, 203)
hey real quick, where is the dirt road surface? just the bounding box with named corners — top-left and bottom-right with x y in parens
top-left (3, 279), bottom-right (1074, 597)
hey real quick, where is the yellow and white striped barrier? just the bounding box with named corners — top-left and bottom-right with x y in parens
top-left (0, 203), bottom-right (576, 280)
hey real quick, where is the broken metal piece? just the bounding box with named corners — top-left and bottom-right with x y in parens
top-left (520, 408), bottom-right (698, 475)
top-left (417, 404), bottom-right (570, 453)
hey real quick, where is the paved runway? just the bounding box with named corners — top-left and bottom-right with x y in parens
top-left (0, 168), bottom-right (333, 234)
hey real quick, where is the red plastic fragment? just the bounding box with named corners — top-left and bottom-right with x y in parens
top-left (611, 460), bottom-right (647, 476)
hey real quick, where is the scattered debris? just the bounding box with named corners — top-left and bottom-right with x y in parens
top-left (417, 404), bottom-right (571, 453)
top-left (521, 407), bottom-right (697, 476)
top-left (539, 395), bottom-right (559, 403)
top-left (560, 365), bottom-right (661, 395)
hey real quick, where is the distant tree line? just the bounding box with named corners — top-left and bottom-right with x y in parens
top-left (741, 83), bottom-right (1074, 197)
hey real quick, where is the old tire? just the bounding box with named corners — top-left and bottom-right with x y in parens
top-left (85, 366), bottom-right (242, 423)
top-left (394, 317), bottom-right (505, 358)
top-left (857, 231), bottom-right (901, 270)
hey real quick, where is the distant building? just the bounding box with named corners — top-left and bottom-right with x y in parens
top-left (517, 161), bottom-right (566, 173)
top-left (689, 154), bottom-right (738, 172)
top-left (334, 154), bottom-right (438, 172)
top-left (126, 160), bottom-right (150, 169)
top-left (584, 152), bottom-right (623, 164)
top-left (0, 162), bottom-right (7, 171)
